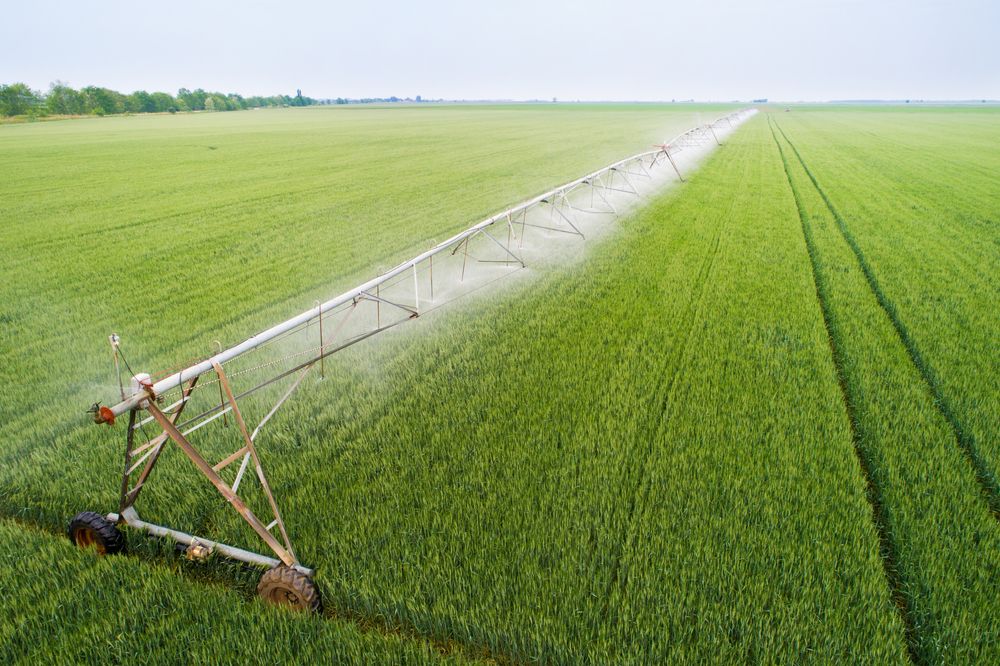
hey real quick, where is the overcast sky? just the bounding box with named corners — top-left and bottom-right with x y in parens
top-left (2, 0), bottom-right (997, 101)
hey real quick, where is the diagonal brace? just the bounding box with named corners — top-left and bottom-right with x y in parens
top-left (145, 400), bottom-right (296, 567)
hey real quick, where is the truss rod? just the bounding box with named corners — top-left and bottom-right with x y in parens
top-left (173, 318), bottom-right (411, 433)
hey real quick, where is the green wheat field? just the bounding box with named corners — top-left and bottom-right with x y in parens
top-left (0, 104), bottom-right (997, 663)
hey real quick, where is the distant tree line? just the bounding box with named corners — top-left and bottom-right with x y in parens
top-left (332, 96), bottom-right (405, 104)
top-left (322, 95), bottom-right (438, 105)
top-left (0, 82), bottom-right (317, 118)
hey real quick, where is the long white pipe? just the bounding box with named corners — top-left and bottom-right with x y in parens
top-left (104, 109), bottom-right (754, 418)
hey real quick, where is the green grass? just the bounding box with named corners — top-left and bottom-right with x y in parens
top-left (1, 105), bottom-right (996, 663)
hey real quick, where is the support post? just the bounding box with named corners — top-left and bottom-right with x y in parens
top-left (462, 236), bottom-right (470, 281)
top-left (109, 334), bottom-right (125, 401)
top-left (664, 149), bottom-right (684, 182)
top-left (315, 301), bottom-right (325, 380)
top-left (412, 264), bottom-right (419, 313)
top-left (118, 409), bottom-right (138, 512)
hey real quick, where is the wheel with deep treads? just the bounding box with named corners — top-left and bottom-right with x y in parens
top-left (257, 565), bottom-right (322, 613)
top-left (67, 511), bottom-right (125, 555)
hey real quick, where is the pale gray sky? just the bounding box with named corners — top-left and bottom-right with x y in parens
top-left (2, 0), bottom-right (997, 101)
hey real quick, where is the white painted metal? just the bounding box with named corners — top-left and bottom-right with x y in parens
top-left (231, 451), bottom-right (252, 494)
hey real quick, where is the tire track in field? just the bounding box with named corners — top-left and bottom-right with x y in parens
top-left (768, 116), bottom-right (919, 662)
top-left (599, 169), bottom-right (732, 628)
top-left (786, 118), bottom-right (999, 285)
top-left (772, 120), bottom-right (1000, 521)
top-left (0, 513), bottom-right (510, 665)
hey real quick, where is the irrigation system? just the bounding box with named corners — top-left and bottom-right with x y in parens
top-left (70, 108), bottom-right (756, 611)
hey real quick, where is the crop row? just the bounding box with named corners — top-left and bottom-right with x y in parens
top-left (771, 113), bottom-right (999, 662)
top-left (769, 108), bottom-right (999, 488)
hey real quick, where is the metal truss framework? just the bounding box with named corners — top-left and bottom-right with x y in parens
top-left (96, 108), bottom-right (757, 574)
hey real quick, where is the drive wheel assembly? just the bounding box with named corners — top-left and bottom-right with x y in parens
top-left (257, 565), bottom-right (322, 613)
top-left (67, 511), bottom-right (125, 555)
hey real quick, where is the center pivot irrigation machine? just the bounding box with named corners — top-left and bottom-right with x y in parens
top-left (70, 109), bottom-right (755, 612)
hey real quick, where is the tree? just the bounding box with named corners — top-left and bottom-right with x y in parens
top-left (126, 90), bottom-right (155, 113)
top-left (81, 86), bottom-right (125, 115)
top-left (46, 81), bottom-right (85, 115)
top-left (178, 88), bottom-right (207, 111)
top-left (1, 81), bottom-right (316, 117)
top-left (0, 83), bottom-right (42, 116)
top-left (150, 92), bottom-right (176, 113)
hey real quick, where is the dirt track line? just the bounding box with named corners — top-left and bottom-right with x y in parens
top-left (769, 116), bottom-right (919, 663)
top-left (599, 150), bottom-right (732, 630)
top-left (773, 120), bottom-right (1000, 521)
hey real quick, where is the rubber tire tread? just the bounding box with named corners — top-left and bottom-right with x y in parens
top-left (257, 565), bottom-right (322, 613)
top-left (67, 511), bottom-right (125, 554)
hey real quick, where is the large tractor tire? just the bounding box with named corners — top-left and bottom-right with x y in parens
top-left (67, 511), bottom-right (125, 555)
top-left (257, 565), bottom-right (322, 613)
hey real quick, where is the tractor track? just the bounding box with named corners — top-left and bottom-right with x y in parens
top-left (773, 120), bottom-right (1000, 521)
top-left (0, 512), bottom-right (512, 665)
top-left (769, 116), bottom-right (920, 663)
top-left (599, 153), bottom-right (732, 630)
